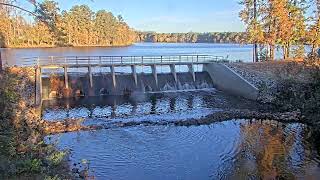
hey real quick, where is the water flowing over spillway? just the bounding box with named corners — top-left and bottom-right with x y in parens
top-left (42, 90), bottom-right (218, 122)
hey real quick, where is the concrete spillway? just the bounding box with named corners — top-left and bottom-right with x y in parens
top-left (41, 71), bottom-right (214, 100)
top-left (27, 55), bottom-right (259, 104)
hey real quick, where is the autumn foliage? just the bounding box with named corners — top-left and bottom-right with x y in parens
top-left (0, 0), bottom-right (136, 48)
top-left (240, 0), bottom-right (320, 61)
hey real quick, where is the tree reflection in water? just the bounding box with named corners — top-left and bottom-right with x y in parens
top-left (230, 120), bottom-right (320, 179)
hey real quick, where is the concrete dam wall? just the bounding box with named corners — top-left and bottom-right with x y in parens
top-left (29, 56), bottom-right (259, 103)
top-left (41, 72), bottom-right (214, 100)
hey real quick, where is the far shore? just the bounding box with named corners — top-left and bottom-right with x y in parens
top-left (0, 42), bottom-right (254, 49)
top-left (0, 43), bottom-right (135, 49)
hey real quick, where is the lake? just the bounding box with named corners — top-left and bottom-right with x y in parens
top-left (0, 43), bottom-right (286, 66)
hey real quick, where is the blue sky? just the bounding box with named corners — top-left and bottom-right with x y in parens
top-left (20, 0), bottom-right (245, 32)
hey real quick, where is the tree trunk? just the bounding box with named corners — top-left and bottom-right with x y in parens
top-left (266, 44), bottom-right (269, 61)
top-left (270, 44), bottom-right (275, 61)
top-left (254, 44), bottom-right (259, 62)
top-left (312, 45), bottom-right (316, 54)
top-left (253, 0), bottom-right (259, 62)
top-left (283, 45), bottom-right (289, 60)
top-left (68, 34), bottom-right (71, 44)
top-left (286, 43), bottom-right (290, 59)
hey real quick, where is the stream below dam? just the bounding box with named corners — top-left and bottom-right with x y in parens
top-left (43, 90), bottom-right (320, 179)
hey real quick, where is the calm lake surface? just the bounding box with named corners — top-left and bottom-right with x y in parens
top-left (0, 43), bottom-right (286, 66)
top-left (43, 91), bottom-right (320, 179)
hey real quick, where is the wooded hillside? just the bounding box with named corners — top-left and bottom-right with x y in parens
top-left (0, 0), bottom-right (136, 47)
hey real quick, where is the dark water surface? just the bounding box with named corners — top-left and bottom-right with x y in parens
top-left (43, 90), bottom-right (320, 179)
top-left (47, 120), bottom-right (320, 180)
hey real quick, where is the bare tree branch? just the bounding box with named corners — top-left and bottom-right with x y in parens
top-left (0, 2), bottom-right (38, 17)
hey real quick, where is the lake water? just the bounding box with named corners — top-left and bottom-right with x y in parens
top-left (43, 91), bottom-right (320, 179)
top-left (0, 43), bottom-right (286, 66)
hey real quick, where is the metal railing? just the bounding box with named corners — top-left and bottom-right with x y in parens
top-left (21, 55), bottom-right (227, 67)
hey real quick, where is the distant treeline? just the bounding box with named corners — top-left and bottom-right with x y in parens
top-left (136, 32), bottom-right (246, 44)
top-left (0, 0), bottom-right (136, 48)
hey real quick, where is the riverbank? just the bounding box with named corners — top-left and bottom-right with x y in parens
top-left (226, 59), bottom-right (320, 125)
top-left (0, 68), bottom-right (73, 179)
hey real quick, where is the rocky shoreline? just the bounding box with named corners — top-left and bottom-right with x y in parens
top-left (226, 61), bottom-right (320, 125)
top-left (225, 61), bottom-right (314, 103)
top-left (43, 108), bottom-right (303, 136)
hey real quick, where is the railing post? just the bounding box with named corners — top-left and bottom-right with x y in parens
top-left (99, 56), bottom-right (102, 66)
top-left (161, 56), bottom-right (163, 63)
top-left (111, 65), bottom-right (116, 88)
top-left (88, 65), bottom-right (93, 88)
top-left (131, 65), bottom-right (138, 86)
top-left (197, 55), bottom-right (199, 63)
top-left (151, 64), bottom-right (158, 87)
top-left (51, 56), bottom-right (53, 65)
top-left (76, 56), bottom-right (78, 65)
top-left (188, 64), bottom-right (196, 82)
top-left (170, 64), bottom-right (177, 83)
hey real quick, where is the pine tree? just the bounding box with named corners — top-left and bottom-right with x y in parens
top-left (308, 0), bottom-right (320, 54)
top-left (240, 0), bottom-right (265, 62)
